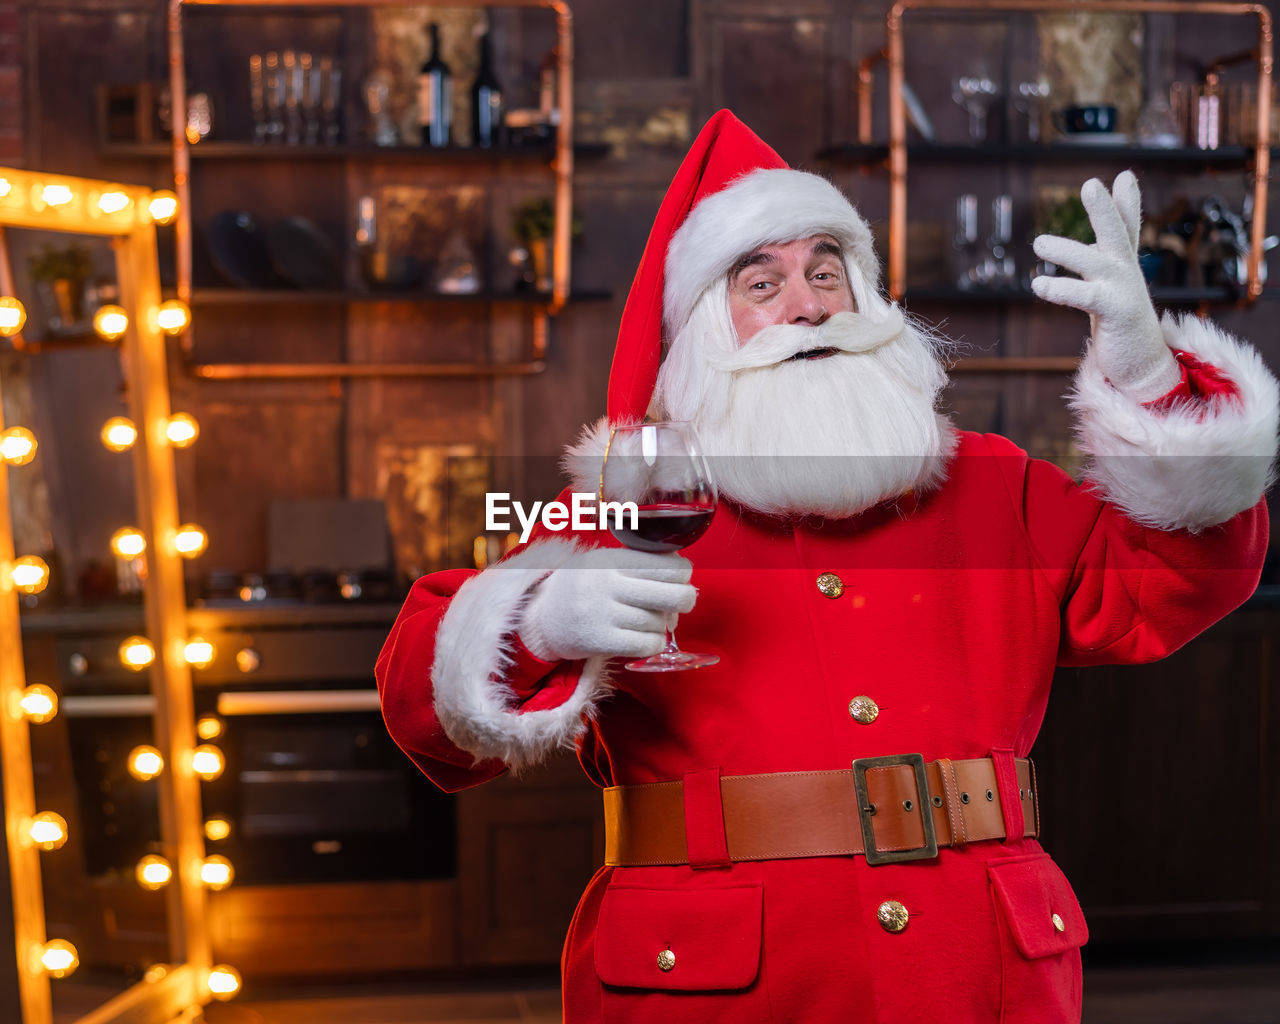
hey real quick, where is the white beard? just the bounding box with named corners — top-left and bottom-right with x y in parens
top-left (653, 296), bottom-right (956, 518)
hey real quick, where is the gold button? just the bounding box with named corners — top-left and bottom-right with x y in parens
top-left (816, 572), bottom-right (844, 598)
top-left (657, 948), bottom-right (676, 972)
top-left (877, 900), bottom-right (909, 934)
top-left (848, 695), bottom-right (880, 724)
top-left (1051, 913), bottom-right (1065, 933)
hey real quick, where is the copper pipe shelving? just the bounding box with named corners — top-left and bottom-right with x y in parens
top-left (168, 0), bottom-right (576, 380)
top-left (879, 0), bottom-right (1273, 303)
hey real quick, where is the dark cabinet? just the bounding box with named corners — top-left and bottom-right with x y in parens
top-left (1032, 597), bottom-right (1280, 944)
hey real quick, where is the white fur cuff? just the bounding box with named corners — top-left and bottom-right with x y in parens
top-left (1071, 312), bottom-right (1279, 531)
top-left (431, 538), bottom-right (612, 770)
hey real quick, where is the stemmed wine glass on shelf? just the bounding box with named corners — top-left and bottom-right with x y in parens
top-left (600, 421), bottom-right (719, 672)
top-left (951, 68), bottom-right (999, 142)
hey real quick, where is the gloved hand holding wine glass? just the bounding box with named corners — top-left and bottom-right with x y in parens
top-left (517, 421), bottom-right (718, 672)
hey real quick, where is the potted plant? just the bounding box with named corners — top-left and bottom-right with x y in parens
top-left (510, 197), bottom-right (581, 291)
top-left (28, 243), bottom-right (93, 329)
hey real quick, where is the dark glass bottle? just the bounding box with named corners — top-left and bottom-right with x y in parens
top-left (417, 22), bottom-right (452, 147)
top-left (470, 31), bottom-right (504, 147)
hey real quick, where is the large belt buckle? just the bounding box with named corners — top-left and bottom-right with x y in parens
top-left (851, 753), bottom-right (939, 866)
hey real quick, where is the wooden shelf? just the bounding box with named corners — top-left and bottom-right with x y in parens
top-left (904, 285), bottom-right (1240, 306)
top-left (818, 142), bottom-right (1270, 166)
top-left (184, 287), bottom-right (611, 306)
top-left (102, 140), bottom-right (611, 162)
top-left (819, 140), bottom-right (1269, 166)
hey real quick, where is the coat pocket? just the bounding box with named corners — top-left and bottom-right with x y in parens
top-left (595, 883), bottom-right (763, 991)
top-left (988, 854), bottom-right (1088, 1024)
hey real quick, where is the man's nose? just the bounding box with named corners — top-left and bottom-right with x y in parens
top-left (785, 282), bottom-right (829, 325)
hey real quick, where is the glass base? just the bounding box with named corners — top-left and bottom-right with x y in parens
top-left (625, 650), bottom-right (720, 673)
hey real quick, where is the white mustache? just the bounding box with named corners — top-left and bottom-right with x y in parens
top-left (705, 308), bottom-right (907, 373)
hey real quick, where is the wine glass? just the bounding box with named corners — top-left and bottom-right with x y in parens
top-left (951, 70), bottom-right (998, 141)
top-left (600, 421), bottom-right (718, 672)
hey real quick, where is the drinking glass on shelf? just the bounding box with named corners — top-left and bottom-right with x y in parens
top-left (263, 51), bottom-right (285, 143)
top-left (951, 70), bottom-right (999, 141)
top-left (982, 194), bottom-right (1016, 286)
top-left (282, 49), bottom-right (303, 145)
top-left (300, 52), bottom-right (321, 145)
top-left (953, 193), bottom-right (980, 289)
top-left (600, 421), bottom-right (719, 672)
top-left (186, 92), bottom-right (214, 144)
top-left (320, 58), bottom-right (342, 145)
top-left (1013, 79), bottom-right (1050, 143)
top-left (249, 54), bottom-right (268, 143)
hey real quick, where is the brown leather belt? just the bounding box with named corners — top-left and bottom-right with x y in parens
top-left (604, 755), bottom-right (1039, 867)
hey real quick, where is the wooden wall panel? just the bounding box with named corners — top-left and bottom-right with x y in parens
top-left (192, 397), bottom-right (343, 573)
top-left (1033, 609), bottom-right (1277, 943)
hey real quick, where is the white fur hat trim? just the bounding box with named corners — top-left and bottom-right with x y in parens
top-left (663, 168), bottom-right (879, 337)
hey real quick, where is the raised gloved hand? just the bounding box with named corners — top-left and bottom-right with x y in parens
top-left (1031, 171), bottom-right (1181, 402)
top-left (518, 546), bottom-right (696, 661)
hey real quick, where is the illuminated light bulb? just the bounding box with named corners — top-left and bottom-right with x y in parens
top-left (148, 191), bottom-right (178, 225)
top-left (41, 185), bottom-right (73, 208)
top-left (184, 637), bottom-right (216, 669)
top-left (39, 939), bottom-right (79, 978)
top-left (0, 178), bottom-right (10, 197)
top-left (119, 636), bottom-right (155, 670)
top-left (0, 295), bottom-right (27, 336)
top-left (206, 964), bottom-right (241, 1000)
top-left (191, 744), bottom-right (225, 780)
top-left (10, 556), bottom-right (49, 595)
top-left (200, 855), bottom-right (234, 890)
top-left (110, 527), bottom-right (147, 559)
top-left (127, 745), bottom-right (164, 781)
top-left (196, 714), bottom-right (224, 741)
top-left (164, 412), bottom-right (199, 448)
top-left (204, 816), bottom-right (232, 842)
top-left (92, 305), bottom-right (129, 341)
top-left (101, 417), bottom-right (137, 452)
top-left (135, 854), bottom-right (173, 890)
top-left (96, 191), bottom-right (131, 215)
top-left (173, 524), bottom-right (208, 558)
top-left (154, 300), bottom-right (191, 336)
top-left (25, 811), bottom-right (68, 851)
top-left (1, 426), bottom-right (37, 466)
top-left (19, 684), bottom-right (58, 723)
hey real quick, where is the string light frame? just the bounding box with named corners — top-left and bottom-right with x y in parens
top-left (0, 167), bottom-right (212, 1024)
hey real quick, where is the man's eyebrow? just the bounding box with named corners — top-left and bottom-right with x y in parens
top-left (730, 249), bottom-right (775, 282)
top-left (812, 239), bottom-right (843, 260)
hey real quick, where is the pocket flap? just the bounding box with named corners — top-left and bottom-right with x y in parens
top-left (595, 883), bottom-right (762, 991)
top-left (988, 855), bottom-right (1088, 959)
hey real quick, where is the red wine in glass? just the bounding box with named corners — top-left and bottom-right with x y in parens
top-left (610, 504), bottom-right (714, 554)
top-left (600, 421), bottom-right (718, 672)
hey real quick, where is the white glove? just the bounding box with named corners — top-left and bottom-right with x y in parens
top-left (518, 546), bottom-right (696, 661)
top-left (1031, 171), bottom-right (1181, 402)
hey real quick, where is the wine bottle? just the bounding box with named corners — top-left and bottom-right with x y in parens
top-left (417, 22), bottom-right (452, 147)
top-left (470, 31), bottom-right (504, 148)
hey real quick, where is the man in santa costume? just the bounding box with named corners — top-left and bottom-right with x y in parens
top-left (377, 111), bottom-right (1276, 1022)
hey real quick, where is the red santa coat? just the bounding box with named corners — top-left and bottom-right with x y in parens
top-left (377, 322), bottom-right (1276, 1023)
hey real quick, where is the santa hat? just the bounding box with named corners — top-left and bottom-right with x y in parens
top-left (606, 109), bottom-right (880, 422)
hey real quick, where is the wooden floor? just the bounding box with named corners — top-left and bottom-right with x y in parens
top-left (193, 959), bottom-right (1280, 1023)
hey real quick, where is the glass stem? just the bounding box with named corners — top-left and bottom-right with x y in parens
top-left (661, 611), bottom-right (680, 655)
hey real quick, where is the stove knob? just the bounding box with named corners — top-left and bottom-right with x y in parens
top-left (235, 648), bottom-right (260, 674)
top-left (68, 653), bottom-right (89, 676)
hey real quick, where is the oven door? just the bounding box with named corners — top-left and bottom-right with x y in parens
top-left (204, 689), bottom-right (455, 885)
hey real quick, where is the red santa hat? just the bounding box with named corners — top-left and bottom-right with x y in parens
top-left (606, 109), bottom-right (880, 422)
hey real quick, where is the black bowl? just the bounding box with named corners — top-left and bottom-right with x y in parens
top-left (204, 210), bottom-right (278, 288)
